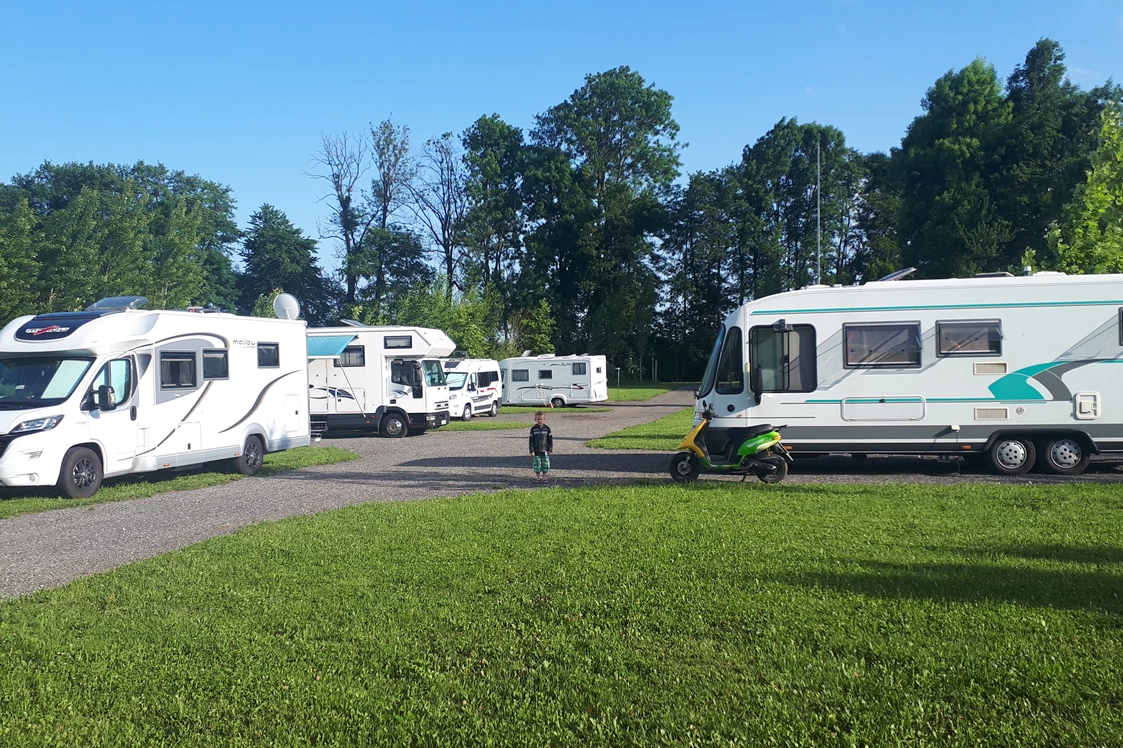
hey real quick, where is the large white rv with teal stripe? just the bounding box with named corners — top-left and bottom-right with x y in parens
top-left (695, 271), bottom-right (1123, 475)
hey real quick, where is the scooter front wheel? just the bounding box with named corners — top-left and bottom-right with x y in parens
top-left (757, 458), bottom-right (788, 484)
top-left (669, 452), bottom-right (701, 483)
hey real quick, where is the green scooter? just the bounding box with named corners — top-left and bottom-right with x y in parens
top-left (669, 405), bottom-right (792, 483)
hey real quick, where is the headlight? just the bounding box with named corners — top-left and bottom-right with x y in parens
top-left (11, 415), bottom-right (64, 434)
top-left (449, 393), bottom-right (460, 400)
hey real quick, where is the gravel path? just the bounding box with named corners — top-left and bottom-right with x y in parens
top-left (3, 387), bottom-right (1122, 598)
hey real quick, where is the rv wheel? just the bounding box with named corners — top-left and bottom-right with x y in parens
top-left (551, 397), bottom-right (566, 409)
top-left (58, 447), bottom-right (103, 499)
top-left (232, 435), bottom-right (265, 476)
top-left (489, 401), bottom-right (499, 417)
top-left (1038, 438), bottom-right (1090, 476)
top-left (462, 405), bottom-right (473, 422)
top-left (380, 413), bottom-right (408, 438)
top-left (669, 452), bottom-right (701, 483)
top-left (986, 436), bottom-right (1036, 475)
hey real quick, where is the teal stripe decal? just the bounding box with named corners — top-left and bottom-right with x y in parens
top-left (751, 299), bottom-right (1123, 315)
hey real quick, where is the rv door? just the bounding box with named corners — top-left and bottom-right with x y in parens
top-left (86, 357), bottom-right (138, 468)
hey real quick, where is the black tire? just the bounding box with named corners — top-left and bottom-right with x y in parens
top-left (550, 397), bottom-right (566, 409)
top-left (380, 413), bottom-right (408, 438)
top-left (986, 436), bottom-right (1036, 475)
top-left (232, 434), bottom-right (265, 476)
top-left (1037, 437), bottom-right (1090, 476)
top-left (58, 447), bottom-right (103, 499)
top-left (669, 452), bottom-right (701, 483)
top-left (489, 401), bottom-right (499, 417)
top-left (758, 458), bottom-right (789, 484)
top-left (462, 404), bottom-right (473, 422)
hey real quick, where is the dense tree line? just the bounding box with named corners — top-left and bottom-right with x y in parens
top-left (1, 39), bottom-right (1120, 380)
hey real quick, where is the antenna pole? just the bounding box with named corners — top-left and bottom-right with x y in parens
top-left (816, 137), bottom-right (822, 285)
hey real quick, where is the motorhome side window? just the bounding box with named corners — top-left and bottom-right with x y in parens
top-left (749, 325), bottom-right (817, 393)
top-left (333, 345), bottom-right (365, 368)
top-left (512, 369), bottom-right (529, 382)
top-left (160, 352), bottom-right (197, 389)
top-left (572, 362), bottom-right (587, 375)
top-left (478, 371), bottom-right (499, 388)
top-left (385, 336), bottom-right (412, 349)
top-left (936, 320), bottom-right (1002, 356)
top-left (89, 359), bottom-right (134, 405)
top-left (715, 326), bottom-right (744, 394)
top-left (844, 323), bottom-right (922, 368)
top-left (538, 369), bottom-right (553, 380)
top-left (257, 343), bottom-right (280, 368)
top-left (202, 349), bottom-right (229, 380)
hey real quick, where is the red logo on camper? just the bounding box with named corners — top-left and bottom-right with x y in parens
top-left (26, 325), bottom-right (70, 336)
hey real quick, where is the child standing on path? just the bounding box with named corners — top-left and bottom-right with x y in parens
top-left (529, 411), bottom-right (554, 481)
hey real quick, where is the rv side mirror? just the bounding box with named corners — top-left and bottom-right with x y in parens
top-left (96, 384), bottom-right (117, 411)
top-left (749, 366), bottom-right (763, 404)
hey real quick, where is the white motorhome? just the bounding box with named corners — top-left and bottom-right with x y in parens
top-left (695, 270), bottom-right (1123, 476)
top-left (0, 296), bottom-right (311, 498)
top-left (498, 354), bottom-right (608, 407)
top-left (442, 357), bottom-right (502, 420)
top-left (306, 324), bottom-right (453, 437)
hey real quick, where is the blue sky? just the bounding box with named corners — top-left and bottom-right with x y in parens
top-left (3, 0), bottom-right (1122, 271)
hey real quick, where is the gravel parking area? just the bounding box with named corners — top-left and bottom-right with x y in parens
top-left (3, 387), bottom-right (1122, 598)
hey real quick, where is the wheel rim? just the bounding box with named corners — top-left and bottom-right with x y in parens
top-left (72, 458), bottom-right (97, 489)
top-left (490, 403), bottom-right (498, 416)
top-left (994, 440), bottom-right (1028, 470)
top-left (385, 418), bottom-right (404, 436)
top-left (463, 406), bottom-right (472, 421)
top-left (245, 441), bottom-right (262, 469)
top-left (1049, 439), bottom-right (1082, 469)
top-left (552, 398), bottom-right (564, 408)
top-left (673, 455), bottom-right (694, 477)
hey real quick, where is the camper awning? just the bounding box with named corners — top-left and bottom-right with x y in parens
top-left (307, 334), bottom-right (356, 358)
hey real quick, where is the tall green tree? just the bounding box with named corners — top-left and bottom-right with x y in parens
top-left (530, 66), bottom-right (681, 371)
top-left (238, 205), bottom-right (337, 324)
top-left (0, 199), bottom-right (39, 323)
top-left (1049, 103), bottom-right (1123, 273)
top-left (1000, 39), bottom-right (1121, 268)
top-left (893, 59), bottom-right (1013, 277)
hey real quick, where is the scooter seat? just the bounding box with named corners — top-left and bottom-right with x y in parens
top-left (727, 424), bottom-right (775, 440)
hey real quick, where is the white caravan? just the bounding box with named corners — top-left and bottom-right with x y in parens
top-left (0, 296), bottom-right (310, 498)
top-left (442, 357), bottom-right (502, 420)
top-left (694, 270), bottom-right (1123, 476)
top-left (499, 354), bottom-right (608, 407)
top-left (306, 324), bottom-right (453, 437)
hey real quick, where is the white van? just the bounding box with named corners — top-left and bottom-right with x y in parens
top-left (498, 354), bottom-right (608, 407)
top-left (442, 357), bottom-right (501, 420)
top-left (0, 296), bottom-right (310, 498)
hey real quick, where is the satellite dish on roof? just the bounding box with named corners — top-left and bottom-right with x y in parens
top-left (273, 293), bottom-right (301, 320)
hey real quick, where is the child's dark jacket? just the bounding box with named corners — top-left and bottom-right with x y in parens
top-left (529, 424), bottom-right (553, 455)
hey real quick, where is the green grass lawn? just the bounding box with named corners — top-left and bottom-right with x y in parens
top-left (586, 407), bottom-right (694, 450)
top-left (0, 446), bottom-right (358, 520)
top-left (499, 405), bottom-right (613, 414)
top-left (606, 380), bottom-right (689, 402)
top-left (3, 481), bottom-right (1121, 746)
top-left (437, 419), bottom-right (528, 432)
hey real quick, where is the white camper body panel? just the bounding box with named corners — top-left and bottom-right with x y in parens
top-left (0, 308), bottom-right (310, 490)
top-left (306, 325), bottom-right (453, 435)
top-left (442, 358), bottom-right (502, 419)
top-left (696, 273), bottom-right (1123, 466)
top-left (498, 354), bottom-right (608, 407)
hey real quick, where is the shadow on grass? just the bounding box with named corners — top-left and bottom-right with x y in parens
top-left (952, 544), bottom-right (1123, 566)
top-left (772, 559), bottom-right (1123, 616)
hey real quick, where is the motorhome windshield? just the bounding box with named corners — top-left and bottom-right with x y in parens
top-left (0, 356), bottom-right (94, 409)
top-left (422, 360), bottom-right (447, 386)
top-left (697, 325), bottom-right (726, 398)
top-left (446, 372), bottom-right (467, 390)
